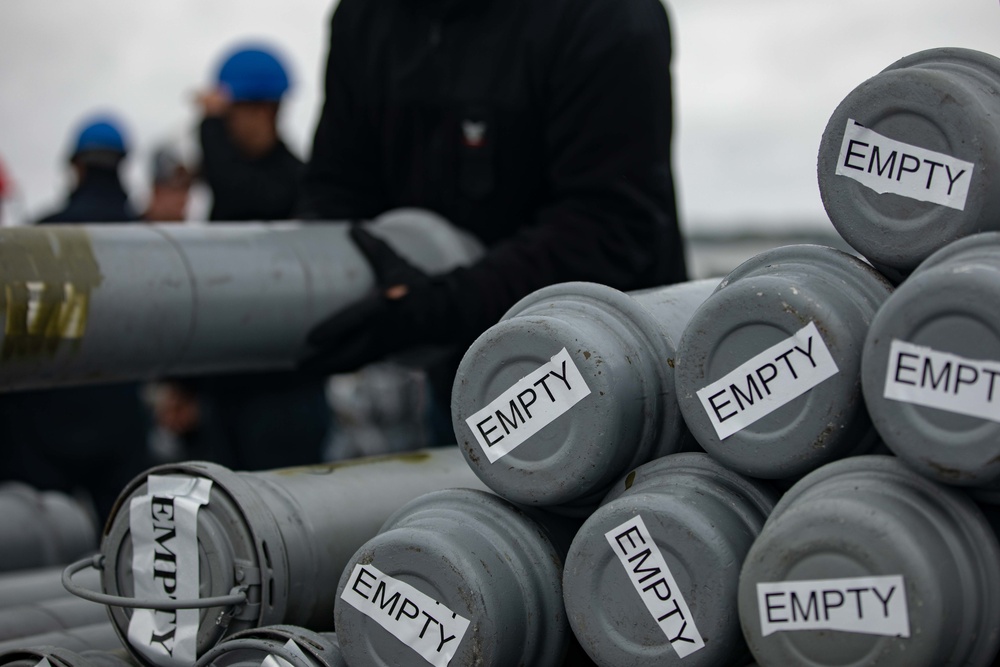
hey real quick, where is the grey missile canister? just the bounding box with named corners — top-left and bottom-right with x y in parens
top-left (194, 626), bottom-right (346, 667)
top-left (861, 231), bottom-right (1000, 492)
top-left (0, 624), bottom-right (123, 656)
top-left (0, 483), bottom-right (97, 573)
top-left (0, 597), bottom-right (109, 642)
top-left (562, 453), bottom-right (777, 667)
top-left (61, 447), bottom-right (488, 667)
top-left (0, 565), bottom-right (101, 610)
top-left (451, 279), bottom-right (718, 514)
top-left (738, 455), bottom-right (1000, 667)
top-left (818, 47), bottom-right (1000, 275)
top-left (0, 648), bottom-right (136, 667)
top-left (334, 488), bottom-right (570, 667)
top-left (0, 208), bottom-right (482, 392)
top-left (673, 245), bottom-right (893, 480)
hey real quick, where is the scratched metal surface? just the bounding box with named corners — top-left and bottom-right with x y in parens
top-left (0, 210), bottom-right (482, 391)
top-left (738, 455), bottom-right (1000, 667)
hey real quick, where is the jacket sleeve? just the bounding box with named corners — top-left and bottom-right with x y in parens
top-left (444, 0), bottom-right (686, 345)
top-left (199, 117), bottom-right (303, 221)
top-left (297, 1), bottom-right (386, 221)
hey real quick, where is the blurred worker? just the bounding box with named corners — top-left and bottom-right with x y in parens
top-left (0, 156), bottom-right (9, 225)
top-left (38, 116), bottom-right (137, 223)
top-left (142, 145), bottom-right (194, 222)
top-left (298, 0), bottom-right (688, 432)
top-left (153, 44), bottom-right (331, 470)
top-left (0, 113), bottom-right (150, 520)
top-left (198, 44), bottom-right (303, 221)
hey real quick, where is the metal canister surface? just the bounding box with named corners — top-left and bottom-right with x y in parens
top-left (0, 597), bottom-right (109, 642)
top-left (674, 245), bottom-right (892, 479)
top-left (452, 279), bottom-right (717, 514)
top-left (0, 624), bottom-right (123, 656)
top-left (862, 232), bottom-right (1000, 492)
top-left (738, 455), bottom-right (1000, 666)
top-left (817, 48), bottom-right (1000, 274)
top-left (563, 453), bottom-right (776, 667)
top-left (0, 648), bottom-right (135, 667)
top-left (64, 447), bottom-right (486, 667)
top-left (0, 566), bottom-right (100, 610)
top-left (195, 626), bottom-right (345, 667)
top-left (0, 483), bottom-right (96, 573)
top-left (334, 488), bottom-right (570, 667)
top-left (0, 209), bottom-right (482, 391)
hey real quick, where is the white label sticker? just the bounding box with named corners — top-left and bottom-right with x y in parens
top-left (340, 563), bottom-right (471, 667)
top-left (757, 575), bottom-right (909, 638)
top-left (696, 321), bottom-right (839, 440)
top-left (127, 475), bottom-right (213, 667)
top-left (883, 339), bottom-right (1000, 423)
top-left (261, 639), bottom-right (311, 667)
top-left (34, 660), bottom-right (53, 667)
top-left (465, 347), bottom-right (591, 463)
top-left (835, 119), bottom-right (975, 210)
top-left (605, 515), bottom-right (705, 658)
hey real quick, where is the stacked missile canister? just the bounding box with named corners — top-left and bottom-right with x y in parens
top-left (0, 45), bottom-right (999, 667)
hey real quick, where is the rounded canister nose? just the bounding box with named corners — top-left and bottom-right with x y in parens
top-left (452, 280), bottom-right (716, 514)
top-left (100, 462), bottom-right (287, 666)
top-left (334, 489), bottom-right (569, 667)
top-left (674, 245), bottom-right (893, 479)
top-left (194, 626), bottom-right (346, 667)
top-left (738, 455), bottom-right (1000, 667)
top-left (563, 453), bottom-right (776, 667)
top-left (94, 448), bottom-right (486, 666)
top-left (817, 47), bottom-right (1000, 274)
top-left (862, 231), bottom-right (1000, 491)
top-left (0, 483), bottom-right (97, 573)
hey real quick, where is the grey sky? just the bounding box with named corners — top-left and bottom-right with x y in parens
top-left (0, 0), bottom-right (997, 231)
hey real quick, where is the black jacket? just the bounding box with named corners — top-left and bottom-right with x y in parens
top-left (200, 117), bottom-right (304, 221)
top-left (37, 167), bottom-right (135, 223)
top-left (299, 0), bottom-right (687, 335)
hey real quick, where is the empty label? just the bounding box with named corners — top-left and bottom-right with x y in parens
top-left (466, 347), bottom-right (591, 463)
top-left (341, 563), bottom-right (471, 667)
top-left (261, 640), bottom-right (311, 667)
top-left (606, 515), bottom-right (705, 658)
top-left (697, 321), bottom-right (839, 439)
top-left (758, 575), bottom-right (909, 637)
top-left (128, 475), bottom-right (213, 667)
top-left (835, 119), bottom-right (974, 210)
top-left (883, 339), bottom-right (1000, 423)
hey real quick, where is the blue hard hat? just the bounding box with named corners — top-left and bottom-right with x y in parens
top-left (71, 115), bottom-right (128, 158)
top-left (216, 45), bottom-right (290, 102)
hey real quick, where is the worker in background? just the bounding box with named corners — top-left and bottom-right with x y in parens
top-left (0, 156), bottom-right (9, 225)
top-left (0, 114), bottom-right (151, 520)
top-left (38, 116), bottom-right (137, 223)
top-left (142, 145), bottom-right (194, 222)
top-left (151, 44), bottom-right (332, 470)
top-left (197, 44), bottom-right (303, 221)
top-left (298, 0), bottom-right (688, 438)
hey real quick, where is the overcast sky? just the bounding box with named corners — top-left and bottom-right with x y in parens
top-left (1, 0), bottom-right (998, 232)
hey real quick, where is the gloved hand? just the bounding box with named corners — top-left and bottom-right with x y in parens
top-left (300, 225), bottom-right (467, 375)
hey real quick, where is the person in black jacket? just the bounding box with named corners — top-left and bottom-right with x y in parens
top-left (1, 114), bottom-right (151, 520)
top-left (37, 116), bottom-right (137, 224)
top-left (152, 44), bottom-right (331, 471)
top-left (198, 45), bottom-right (304, 222)
top-left (299, 0), bottom-right (688, 412)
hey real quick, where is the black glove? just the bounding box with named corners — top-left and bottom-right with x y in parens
top-left (300, 226), bottom-right (467, 375)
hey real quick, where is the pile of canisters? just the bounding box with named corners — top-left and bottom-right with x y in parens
top-left (3, 45), bottom-right (1000, 667)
